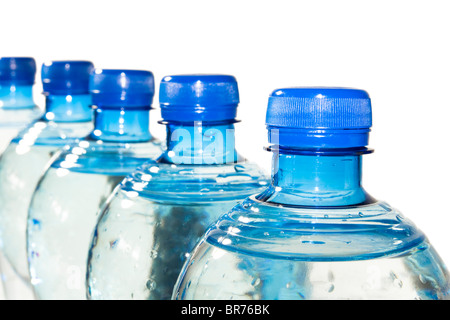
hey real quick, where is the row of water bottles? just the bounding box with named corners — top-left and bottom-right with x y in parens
top-left (0, 57), bottom-right (448, 300)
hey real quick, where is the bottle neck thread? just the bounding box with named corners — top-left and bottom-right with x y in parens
top-left (44, 94), bottom-right (92, 122)
top-left (0, 84), bottom-right (35, 109)
top-left (257, 149), bottom-right (373, 206)
top-left (89, 107), bottom-right (151, 142)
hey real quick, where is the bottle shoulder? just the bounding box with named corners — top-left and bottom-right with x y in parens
top-left (12, 119), bottom-right (94, 147)
top-left (203, 196), bottom-right (427, 261)
top-left (120, 159), bottom-right (270, 202)
top-left (49, 138), bottom-right (164, 175)
top-left (0, 106), bottom-right (42, 127)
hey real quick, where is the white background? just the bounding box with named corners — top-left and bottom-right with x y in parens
top-left (2, 1), bottom-right (450, 268)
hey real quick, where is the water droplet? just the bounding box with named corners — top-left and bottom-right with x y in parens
top-left (358, 212), bottom-right (364, 217)
top-left (150, 250), bottom-right (158, 258)
top-left (393, 278), bottom-right (403, 288)
top-left (419, 274), bottom-right (428, 284)
top-left (264, 232), bottom-right (269, 236)
top-left (146, 279), bottom-right (156, 291)
top-left (251, 278), bottom-right (261, 286)
top-left (109, 240), bottom-right (119, 249)
top-left (242, 201), bottom-right (251, 209)
top-left (31, 219), bottom-right (41, 230)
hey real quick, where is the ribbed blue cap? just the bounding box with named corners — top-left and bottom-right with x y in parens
top-left (90, 69), bottom-right (155, 108)
top-left (159, 74), bottom-right (239, 122)
top-left (266, 87), bottom-right (372, 149)
top-left (0, 57), bottom-right (36, 85)
top-left (42, 60), bottom-right (94, 95)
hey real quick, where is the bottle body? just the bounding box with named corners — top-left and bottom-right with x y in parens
top-left (172, 152), bottom-right (450, 300)
top-left (87, 159), bottom-right (268, 300)
top-left (26, 138), bottom-right (163, 299)
top-left (173, 197), bottom-right (450, 300)
top-left (0, 119), bottom-right (93, 298)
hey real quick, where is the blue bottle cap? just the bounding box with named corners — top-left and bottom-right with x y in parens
top-left (0, 57), bottom-right (36, 85)
top-left (41, 60), bottom-right (94, 95)
top-left (266, 87), bottom-right (372, 149)
top-left (90, 69), bottom-right (155, 108)
top-left (159, 74), bottom-right (239, 122)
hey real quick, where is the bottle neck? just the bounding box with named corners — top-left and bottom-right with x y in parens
top-left (90, 107), bottom-right (152, 142)
top-left (0, 84), bottom-right (35, 109)
top-left (160, 121), bottom-right (240, 165)
top-left (44, 94), bottom-right (92, 122)
top-left (258, 150), bottom-right (373, 206)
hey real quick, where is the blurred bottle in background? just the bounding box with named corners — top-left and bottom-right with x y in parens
top-left (0, 60), bottom-right (94, 299)
top-left (0, 57), bottom-right (42, 154)
top-left (27, 69), bottom-right (164, 299)
top-left (86, 74), bottom-right (269, 300)
top-left (173, 87), bottom-right (450, 300)
top-left (0, 57), bottom-right (42, 300)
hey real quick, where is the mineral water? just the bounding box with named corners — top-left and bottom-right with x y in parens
top-left (87, 75), bottom-right (269, 300)
top-left (0, 61), bottom-right (94, 299)
top-left (0, 57), bottom-right (42, 300)
top-left (172, 87), bottom-right (450, 300)
top-left (27, 69), bottom-right (163, 299)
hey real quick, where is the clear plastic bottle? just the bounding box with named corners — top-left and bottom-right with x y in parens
top-left (86, 74), bottom-right (269, 300)
top-left (0, 57), bottom-right (42, 300)
top-left (0, 57), bottom-right (42, 154)
top-left (27, 69), bottom-right (163, 300)
top-left (0, 60), bottom-right (94, 299)
top-left (173, 87), bottom-right (450, 300)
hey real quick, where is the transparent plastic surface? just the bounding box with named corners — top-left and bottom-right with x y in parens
top-left (87, 160), bottom-right (269, 300)
top-left (0, 106), bottom-right (42, 155)
top-left (0, 120), bottom-right (93, 298)
top-left (27, 137), bottom-right (163, 299)
top-left (173, 153), bottom-right (450, 300)
top-left (173, 198), bottom-right (449, 300)
top-left (0, 85), bottom-right (42, 154)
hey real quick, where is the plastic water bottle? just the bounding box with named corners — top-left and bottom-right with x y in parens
top-left (27, 69), bottom-right (163, 300)
top-left (86, 74), bottom-right (269, 300)
top-left (0, 57), bottom-right (42, 300)
top-left (0, 60), bottom-right (94, 299)
top-left (0, 57), bottom-right (42, 154)
top-left (172, 87), bottom-right (450, 300)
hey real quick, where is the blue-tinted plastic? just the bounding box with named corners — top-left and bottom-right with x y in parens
top-left (0, 85), bottom-right (42, 154)
top-left (267, 87), bottom-right (372, 149)
top-left (0, 57), bottom-right (42, 154)
top-left (86, 75), bottom-right (268, 300)
top-left (26, 69), bottom-right (163, 300)
top-left (159, 74), bottom-right (239, 122)
top-left (172, 88), bottom-right (450, 300)
top-left (0, 61), bottom-right (94, 299)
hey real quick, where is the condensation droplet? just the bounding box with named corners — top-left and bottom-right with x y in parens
top-left (146, 279), bottom-right (156, 291)
top-left (393, 278), bottom-right (403, 288)
top-left (109, 240), bottom-right (119, 249)
top-left (251, 278), bottom-right (261, 287)
top-left (150, 250), bottom-right (158, 258)
top-left (328, 284), bottom-right (335, 293)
